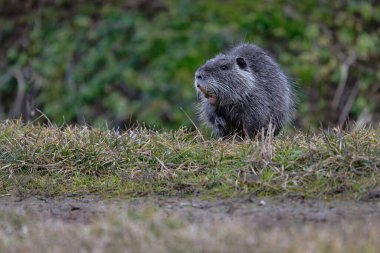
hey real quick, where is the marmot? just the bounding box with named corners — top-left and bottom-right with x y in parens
top-left (194, 43), bottom-right (293, 138)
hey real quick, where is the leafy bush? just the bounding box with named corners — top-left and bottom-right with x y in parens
top-left (0, 0), bottom-right (379, 129)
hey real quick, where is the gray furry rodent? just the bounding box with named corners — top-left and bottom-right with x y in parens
top-left (194, 43), bottom-right (293, 138)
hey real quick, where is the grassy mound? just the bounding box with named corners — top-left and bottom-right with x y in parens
top-left (0, 120), bottom-right (379, 199)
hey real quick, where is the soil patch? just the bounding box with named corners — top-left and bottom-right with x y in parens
top-left (1, 195), bottom-right (379, 227)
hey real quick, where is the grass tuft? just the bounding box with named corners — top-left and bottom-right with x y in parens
top-left (0, 120), bottom-right (379, 198)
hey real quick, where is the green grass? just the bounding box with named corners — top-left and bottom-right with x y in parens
top-left (0, 120), bottom-right (379, 199)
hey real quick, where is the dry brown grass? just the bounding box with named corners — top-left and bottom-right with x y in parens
top-left (0, 206), bottom-right (379, 253)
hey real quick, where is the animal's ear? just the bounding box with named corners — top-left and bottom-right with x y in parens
top-left (236, 57), bottom-right (247, 69)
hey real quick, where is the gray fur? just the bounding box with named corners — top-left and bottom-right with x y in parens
top-left (194, 43), bottom-right (293, 138)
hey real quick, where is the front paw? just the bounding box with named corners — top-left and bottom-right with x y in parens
top-left (213, 117), bottom-right (227, 138)
top-left (214, 116), bottom-right (226, 129)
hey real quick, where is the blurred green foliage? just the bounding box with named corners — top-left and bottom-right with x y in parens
top-left (0, 0), bottom-right (379, 129)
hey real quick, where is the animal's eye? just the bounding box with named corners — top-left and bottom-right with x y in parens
top-left (220, 65), bottom-right (228, 70)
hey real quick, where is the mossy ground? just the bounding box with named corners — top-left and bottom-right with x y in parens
top-left (0, 120), bottom-right (379, 199)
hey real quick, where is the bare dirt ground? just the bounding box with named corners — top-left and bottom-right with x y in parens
top-left (1, 195), bottom-right (380, 252)
top-left (1, 194), bottom-right (379, 227)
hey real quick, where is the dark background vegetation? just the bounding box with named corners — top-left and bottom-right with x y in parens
top-left (0, 0), bottom-right (379, 130)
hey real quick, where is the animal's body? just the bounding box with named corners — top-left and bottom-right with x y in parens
top-left (194, 43), bottom-right (293, 138)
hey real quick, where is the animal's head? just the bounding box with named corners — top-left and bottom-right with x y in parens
top-left (194, 53), bottom-right (256, 106)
